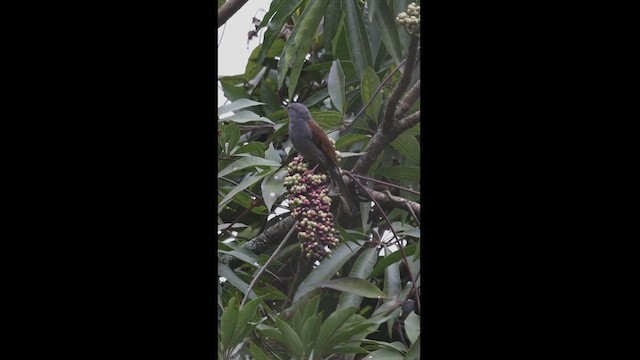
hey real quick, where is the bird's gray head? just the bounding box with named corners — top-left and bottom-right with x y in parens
top-left (287, 103), bottom-right (312, 122)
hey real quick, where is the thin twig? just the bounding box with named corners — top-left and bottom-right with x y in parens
top-left (404, 198), bottom-right (421, 228)
top-left (348, 172), bottom-right (421, 196)
top-left (241, 221), bottom-right (298, 307)
top-left (347, 174), bottom-right (421, 314)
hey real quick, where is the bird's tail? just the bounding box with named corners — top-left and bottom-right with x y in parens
top-left (329, 166), bottom-right (358, 214)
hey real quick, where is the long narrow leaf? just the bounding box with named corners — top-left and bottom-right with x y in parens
top-left (338, 248), bottom-right (379, 308)
top-left (341, 0), bottom-right (373, 79)
top-left (293, 240), bottom-right (365, 302)
top-left (319, 277), bottom-right (388, 299)
top-left (328, 60), bottom-right (346, 113)
top-left (372, 0), bottom-right (405, 66)
top-left (313, 306), bottom-right (358, 356)
top-left (285, 0), bottom-right (330, 100)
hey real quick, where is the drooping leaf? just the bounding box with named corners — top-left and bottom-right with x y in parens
top-left (230, 295), bottom-right (268, 347)
top-left (338, 248), bottom-right (380, 308)
top-left (404, 312), bottom-right (420, 345)
top-left (300, 314), bottom-right (322, 351)
top-left (328, 60), bottom-right (346, 113)
top-left (365, 348), bottom-right (405, 360)
top-left (363, 1), bottom-right (381, 62)
top-left (275, 317), bottom-right (304, 357)
top-left (390, 133), bottom-right (420, 164)
top-left (335, 133), bottom-right (371, 150)
top-left (219, 111), bottom-right (276, 125)
top-left (369, 243), bottom-right (418, 279)
top-left (372, 0), bottom-right (405, 66)
top-left (320, 277), bottom-right (387, 300)
top-left (218, 171), bottom-right (271, 211)
top-left (384, 257), bottom-right (401, 337)
top-left (405, 335), bottom-right (420, 360)
top-left (248, 341), bottom-right (272, 360)
top-left (218, 264), bottom-right (258, 301)
top-left (361, 67), bottom-right (383, 122)
top-left (218, 156), bottom-right (281, 178)
top-left (308, 110), bottom-right (344, 130)
top-left (313, 306), bottom-right (358, 356)
top-left (293, 240), bottom-right (365, 302)
top-left (341, 0), bottom-right (373, 80)
top-left (323, 0), bottom-right (342, 55)
top-left (261, 168), bottom-right (288, 212)
top-left (219, 296), bottom-right (239, 352)
top-left (256, 0), bottom-right (305, 65)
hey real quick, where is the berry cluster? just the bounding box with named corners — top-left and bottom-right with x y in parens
top-left (396, 2), bottom-right (421, 35)
top-left (284, 155), bottom-right (340, 262)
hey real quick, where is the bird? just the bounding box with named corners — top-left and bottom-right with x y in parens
top-left (287, 103), bottom-right (358, 213)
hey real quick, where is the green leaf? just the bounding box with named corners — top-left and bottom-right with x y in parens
top-left (323, 0), bottom-right (342, 55)
top-left (256, 0), bottom-right (305, 65)
top-left (372, 0), bottom-right (405, 66)
top-left (219, 111), bottom-right (276, 125)
top-left (338, 248), bottom-right (380, 308)
top-left (300, 313), bottom-right (321, 351)
top-left (231, 295), bottom-right (268, 347)
top-left (341, 0), bottom-right (372, 80)
top-left (313, 306), bottom-right (358, 357)
top-left (219, 75), bottom-right (249, 102)
top-left (293, 240), bottom-right (365, 302)
top-left (384, 257), bottom-right (401, 337)
top-left (264, 143), bottom-right (282, 163)
top-left (335, 133), bottom-right (371, 151)
top-left (361, 67), bottom-right (382, 122)
top-left (220, 122), bottom-right (241, 155)
top-left (218, 99), bottom-right (265, 117)
top-left (404, 312), bottom-right (420, 345)
top-left (218, 264), bottom-right (258, 301)
top-left (302, 294), bottom-right (321, 321)
top-left (217, 249), bottom-right (259, 268)
top-left (261, 168), bottom-right (288, 213)
top-left (217, 171), bottom-right (270, 213)
top-left (326, 321), bottom-right (376, 350)
top-left (275, 317), bottom-right (304, 357)
top-left (317, 277), bottom-right (388, 299)
top-left (278, 0), bottom-right (331, 96)
top-left (219, 296), bottom-right (239, 352)
top-left (328, 60), bottom-right (346, 113)
top-left (404, 335), bottom-right (420, 360)
top-left (218, 156), bottom-right (281, 178)
top-left (360, 339), bottom-right (407, 354)
top-left (253, 282), bottom-right (290, 301)
top-left (363, 1), bottom-right (381, 62)
top-left (390, 134), bottom-right (420, 164)
top-left (366, 348), bottom-right (405, 360)
top-left (369, 244), bottom-right (418, 279)
top-left (249, 341), bottom-right (272, 360)
top-left (255, 324), bottom-right (287, 348)
top-left (308, 110), bottom-right (344, 130)
top-left (233, 141), bottom-right (266, 158)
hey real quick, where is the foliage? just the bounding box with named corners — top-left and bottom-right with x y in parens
top-left (218, 1), bottom-right (421, 359)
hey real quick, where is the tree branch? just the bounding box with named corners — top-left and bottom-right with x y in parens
top-left (218, 0), bottom-right (249, 28)
top-left (397, 110), bottom-right (421, 132)
top-left (367, 187), bottom-right (420, 218)
top-left (394, 80), bottom-right (420, 120)
top-left (220, 216), bottom-right (297, 269)
top-left (381, 35), bottom-right (420, 132)
top-left (351, 34), bottom-right (420, 176)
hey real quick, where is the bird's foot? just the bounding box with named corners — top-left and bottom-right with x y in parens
top-left (302, 164), bottom-right (319, 177)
